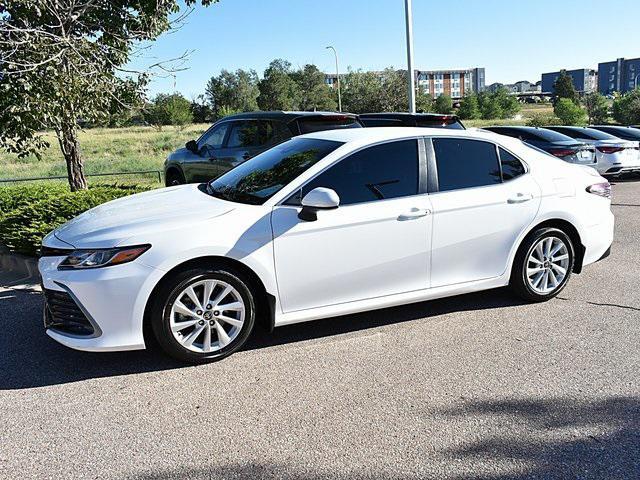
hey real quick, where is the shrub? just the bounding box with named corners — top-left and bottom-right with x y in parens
top-left (0, 183), bottom-right (152, 256)
top-left (434, 95), bottom-right (453, 114)
top-left (612, 89), bottom-right (640, 125)
top-left (554, 98), bottom-right (587, 125)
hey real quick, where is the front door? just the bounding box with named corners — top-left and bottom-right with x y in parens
top-left (428, 138), bottom-right (541, 288)
top-left (191, 122), bottom-right (231, 182)
top-left (271, 139), bottom-right (433, 313)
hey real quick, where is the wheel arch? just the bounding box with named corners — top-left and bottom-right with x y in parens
top-left (515, 218), bottom-right (585, 276)
top-left (142, 255), bottom-right (276, 350)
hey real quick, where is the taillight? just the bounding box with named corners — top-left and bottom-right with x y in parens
top-left (586, 182), bottom-right (612, 199)
top-left (549, 148), bottom-right (576, 158)
top-left (596, 146), bottom-right (625, 154)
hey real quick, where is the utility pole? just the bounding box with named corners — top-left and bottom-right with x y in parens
top-left (404, 0), bottom-right (416, 113)
top-left (326, 46), bottom-right (342, 112)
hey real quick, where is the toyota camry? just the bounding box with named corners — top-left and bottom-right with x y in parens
top-left (39, 128), bottom-right (614, 363)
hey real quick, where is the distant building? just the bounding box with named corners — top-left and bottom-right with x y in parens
top-left (416, 67), bottom-right (485, 98)
top-left (541, 69), bottom-right (597, 94)
top-left (513, 80), bottom-right (534, 93)
top-left (325, 67), bottom-right (486, 99)
top-left (486, 82), bottom-right (504, 93)
top-left (598, 57), bottom-right (640, 95)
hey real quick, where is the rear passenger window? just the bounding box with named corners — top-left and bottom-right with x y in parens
top-left (499, 148), bottom-right (526, 181)
top-left (433, 138), bottom-right (501, 191)
top-left (296, 139), bottom-right (419, 205)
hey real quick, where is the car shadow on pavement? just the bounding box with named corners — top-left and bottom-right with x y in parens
top-left (0, 286), bottom-right (527, 390)
top-left (125, 396), bottom-right (640, 480)
top-left (437, 396), bottom-right (640, 479)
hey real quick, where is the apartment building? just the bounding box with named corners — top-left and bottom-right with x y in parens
top-left (416, 67), bottom-right (485, 98)
top-left (541, 69), bottom-right (597, 94)
top-left (598, 57), bottom-right (640, 95)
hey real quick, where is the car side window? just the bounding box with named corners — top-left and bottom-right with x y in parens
top-left (200, 123), bottom-right (229, 150)
top-left (499, 147), bottom-right (526, 181)
top-left (289, 139), bottom-right (419, 206)
top-left (433, 138), bottom-right (501, 192)
top-left (227, 121), bottom-right (262, 148)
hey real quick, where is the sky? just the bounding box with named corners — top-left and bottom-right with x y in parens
top-left (128, 0), bottom-right (640, 99)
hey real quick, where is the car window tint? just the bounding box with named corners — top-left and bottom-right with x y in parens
top-left (200, 123), bottom-right (229, 149)
top-left (527, 129), bottom-right (573, 142)
top-left (499, 148), bottom-right (526, 181)
top-left (227, 121), bottom-right (261, 148)
top-left (433, 138), bottom-right (501, 191)
top-left (298, 139), bottom-right (419, 205)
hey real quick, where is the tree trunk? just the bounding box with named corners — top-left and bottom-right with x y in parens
top-left (57, 123), bottom-right (87, 191)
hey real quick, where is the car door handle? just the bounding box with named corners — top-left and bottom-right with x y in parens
top-left (398, 208), bottom-right (431, 221)
top-left (507, 193), bottom-right (533, 204)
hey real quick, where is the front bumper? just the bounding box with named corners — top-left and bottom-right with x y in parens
top-left (39, 255), bottom-right (161, 352)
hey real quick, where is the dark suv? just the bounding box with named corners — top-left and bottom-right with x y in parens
top-left (164, 111), bottom-right (362, 186)
top-left (359, 112), bottom-right (465, 129)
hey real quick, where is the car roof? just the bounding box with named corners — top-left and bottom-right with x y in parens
top-left (359, 112), bottom-right (460, 120)
top-left (299, 126), bottom-right (503, 144)
top-left (221, 111), bottom-right (359, 121)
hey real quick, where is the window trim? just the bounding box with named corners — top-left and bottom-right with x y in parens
top-left (426, 136), bottom-right (529, 194)
top-left (278, 137), bottom-right (427, 207)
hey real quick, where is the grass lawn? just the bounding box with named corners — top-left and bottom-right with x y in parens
top-left (0, 104), bottom-right (555, 183)
top-left (0, 124), bottom-right (209, 183)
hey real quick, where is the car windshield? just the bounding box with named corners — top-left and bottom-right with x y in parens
top-left (527, 129), bottom-right (574, 142)
top-left (206, 138), bottom-right (343, 205)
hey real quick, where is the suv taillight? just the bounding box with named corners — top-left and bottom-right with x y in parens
top-left (586, 182), bottom-right (612, 199)
top-left (596, 146), bottom-right (625, 154)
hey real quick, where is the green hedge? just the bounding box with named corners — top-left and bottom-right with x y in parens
top-left (0, 183), bottom-right (152, 256)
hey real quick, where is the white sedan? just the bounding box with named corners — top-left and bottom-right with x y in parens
top-left (39, 128), bottom-right (614, 363)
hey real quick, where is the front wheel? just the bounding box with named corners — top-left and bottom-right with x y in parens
top-left (510, 228), bottom-right (575, 302)
top-left (151, 268), bottom-right (256, 363)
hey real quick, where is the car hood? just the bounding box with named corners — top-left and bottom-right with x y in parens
top-left (49, 184), bottom-right (235, 249)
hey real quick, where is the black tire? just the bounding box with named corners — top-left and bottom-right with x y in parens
top-left (165, 169), bottom-right (185, 187)
top-left (150, 267), bottom-right (256, 363)
top-left (509, 227), bottom-right (575, 302)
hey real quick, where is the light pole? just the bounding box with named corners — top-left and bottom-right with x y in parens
top-left (404, 0), bottom-right (416, 113)
top-left (326, 46), bottom-right (342, 112)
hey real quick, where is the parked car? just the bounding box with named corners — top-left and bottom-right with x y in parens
top-left (590, 125), bottom-right (640, 142)
top-left (359, 112), bottom-right (465, 129)
top-left (483, 126), bottom-right (596, 166)
top-left (544, 126), bottom-right (640, 176)
top-left (40, 127), bottom-right (613, 363)
top-left (164, 111), bottom-right (363, 186)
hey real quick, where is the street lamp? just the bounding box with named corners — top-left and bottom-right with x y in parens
top-left (404, 0), bottom-right (416, 113)
top-left (326, 46), bottom-right (342, 112)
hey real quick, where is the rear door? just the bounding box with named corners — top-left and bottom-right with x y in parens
top-left (428, 137), bottom-right (540, 288)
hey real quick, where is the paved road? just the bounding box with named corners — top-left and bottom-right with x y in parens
top-left (1, 181), bottom-right (639, 480)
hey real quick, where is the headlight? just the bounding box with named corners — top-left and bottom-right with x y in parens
top-left (58, 245), bottom-right (150, 270)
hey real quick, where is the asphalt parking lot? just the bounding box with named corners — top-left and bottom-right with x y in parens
top-left (1, 181), bottom-right (639, 480)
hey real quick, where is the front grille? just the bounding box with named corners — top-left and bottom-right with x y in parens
top-left (43, 289), bottom-right (95, 336)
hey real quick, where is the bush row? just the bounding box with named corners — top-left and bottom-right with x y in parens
top-left (0, 183), bottom-right (151, 256)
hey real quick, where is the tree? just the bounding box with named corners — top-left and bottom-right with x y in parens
top-left (378, 68), bottom-right (408, 112)
top-left (612, 89), bottom-right (640, 125)
top-left (416, 90), bottom-right (434, 113)
top-left (205, 69), bottom-right (259, 118)
top-left (583, 92), bottom-right (609, 124)
top-left (258, 59), bottom-right (301, 111)
top-left (0, 0), bottom-right (218, 191)
top-left (477, 92), bottom-right (503, 119)
top-left (553, 70), bottom-right (579, 105)
top-left (341, 70), bottom-right (384, 113)
top-left (493, 88), bottom-right (521, 118)
top-left (190, 95), bottom-right (214, 124)
top-left (554, 98), bottom-right (587, 125)
top-left (145, 93), bottom-right (193, 129)
top-left (457, 93), bottom-right (480, 119)
top-left (291, 64), bottom-right (337, 111)
top-left (434, 94), bottom-right (453, 114)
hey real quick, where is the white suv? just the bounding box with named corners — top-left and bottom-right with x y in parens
top-left (39, 128), bottom-right (614, 363)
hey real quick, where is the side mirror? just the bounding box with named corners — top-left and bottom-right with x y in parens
top-left (298, 187), bottom-right (340, 221)
top-left (185, 140), bottom-right (199, 154)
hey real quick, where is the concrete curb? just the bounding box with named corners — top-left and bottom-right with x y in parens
top-left (0, 247), bottom-right (41, 290)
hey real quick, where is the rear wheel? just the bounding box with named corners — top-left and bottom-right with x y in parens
top-left (510, 228), bottom-right (574, 302)
top-left (151, 268), bottom-right (255, 363)
top-left (165, 169), bottom-right (185, 187)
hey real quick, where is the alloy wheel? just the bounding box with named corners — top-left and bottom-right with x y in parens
top-left (169, 279), bottom-right (245, 353)
top-left (526, 236), bottom-right (570, 294)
